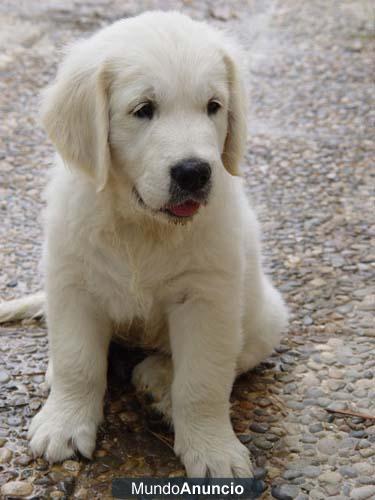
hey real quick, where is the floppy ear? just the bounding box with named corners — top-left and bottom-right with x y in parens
top-left (41, 49), bottom-right (111, 191)
top-left (221, 44), bottom-right (248, 176)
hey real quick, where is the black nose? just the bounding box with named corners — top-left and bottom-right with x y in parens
top-left (170, 158), bottom-right (211, 193)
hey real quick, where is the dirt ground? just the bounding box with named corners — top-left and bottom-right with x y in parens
top-left (0, 1), bottom-right (374, 499)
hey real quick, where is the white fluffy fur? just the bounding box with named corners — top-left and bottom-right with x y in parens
top-left (0, 11), bottom-right (288, 477)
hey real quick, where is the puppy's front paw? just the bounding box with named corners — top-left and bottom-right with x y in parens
top-left (28, 395), bottom-right (100, 463)
top-left (176, 433), bottom-right (253, 478)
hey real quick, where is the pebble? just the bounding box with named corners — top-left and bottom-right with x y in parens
top-left (339, 465), bottom-right (358, 478)
top-left (303, 466), bottom-right (321, 478)
top-left (253, 467), bottom-right (267, 480)
top-left (62, 460), bottom-right (81, 473)
top-left (352, 463), bottom-right (374, 476)
top-left (1, 481), bottom-right (33, 497)
top-left (351, 486), bottom-right (375, 500)
top-left (253, 437), bottom-right (273, 450)
top-left (0, 447), bottom-right (13, 464)
top-left (359, 448), bottom-right (374, 458)
top-left (15, 454), bottom-right (33, 466)
top-left (319, 471), bottom-right (341, 484)
top-left (309, 423), bottom-right (323, 433)
top-left (283, 469), bottom-right (303, 480)
top-left (300, 434), bottom-right (317, 444)
top-left (271, 484), bottom-right (300, 500)
top-left (317, 437), bottom-right (339, 455)
top-left (250, 422), bottom-right (269, 433)
top-left (0, 371), bottom-right (11, 383)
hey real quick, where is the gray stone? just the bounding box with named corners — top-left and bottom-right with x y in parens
top-left (302, 466), bottom-right (321, 478)
top-left (0, 371), bottom-right (10, 383)
top-left (318, 471), bottom-right (341, 484)
top-left (271, 484), bottom-right (300, 500)
top-left (250, 422), bottom-right (269, 433)
top-left (352, 463), bottom-right (374, 476)
top-left (309, 423), bottom-right (323, 433)
top-left (283, 469), bottom-right (303, 480)
top-left (351, 486), bottom-right (375, 500)
top-left (1, 481), bottom-right (33, 497)
top-left (253, 437), bottom-right (273, 450)
top-left (339, 465), bottom-right (358, 478)
top-left (317, 437), bottom-right (339, 455)
top-left (0, 447), bottom-right (13, 464)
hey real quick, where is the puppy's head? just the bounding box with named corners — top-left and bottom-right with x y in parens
top-left (42, 12), bottom-right (247, 223)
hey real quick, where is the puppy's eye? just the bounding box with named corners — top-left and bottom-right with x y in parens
top-left (207, 99), bottom-right (221, 115)
top-left (133, 101), bottom-right (154, 120)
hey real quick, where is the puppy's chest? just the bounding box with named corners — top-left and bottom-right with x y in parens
top-left (87, 240), bottom-right (188, 324)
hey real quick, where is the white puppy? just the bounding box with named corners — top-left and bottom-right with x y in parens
top-left (0, 11), bottom-right (288, 477)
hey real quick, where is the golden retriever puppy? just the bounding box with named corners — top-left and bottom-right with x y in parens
top-left (0, 11), bottom-right (288, 477)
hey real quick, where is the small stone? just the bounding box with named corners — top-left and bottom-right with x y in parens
top-left (328, 368), bottom-right (344, 379)
top-left (319, 471), bottom-right (341, 484)
top-left (15, 454), bottom-right (33, 466)
top-left (358, 439), bottom-right (371, 449)
top-left (327, 402), bottom-right (347, 412)
top-left (210, 5), bottom-right (234, 21)
top-left (357, 477), bottom-right (375, 486)
top-left (8, 416), bottom-right (22, 427)
top-left (286, 401), bottom-right (304, 410)
top-left (253, 467), bottom-right (267, 480)
top-left (239, 434), bottom-right (252, 444)
top-left (272, 484), bottom-right (299, 499)
top-left (339, 466), bottom-right (358, 478)
top-left (75, 488), bottom-right (88, 499)
top-left (250, 422), bottom-right (269, 433)
top-left (317, 437), bottom-right (339, 455)
top-left (351, 486), bottom-right (375, 500)
top-left (62, 459), bottom-right (81, 473)
top-left (283, 469), bottom-right (303, 480)
top-left (353, 463), bottom-right (374, 476)
top-left (1, 481), bottom-right (33, 497)
top-left (303, 466), bottom-right (321, 478)
top-left (253, 437), bottom-right (273, 450)
top-left (256, 398), bottom-right (272, 408)
top-left (309, 423), bottom-right (323, 433)
top-left (301, 434), bottom-right (318, 444)
top-left (304, 373), bottom-right (320, 386)
top-left (0, 447), bottom-right (13, 463)
top-left (304, 387), bottom-right (325, 398)
top-left (359, 448), bottom-right (374, 458)
top-left (58, 477), bottom-right (76, 496)
top-left (350, 430), bottom-right (367, 439)
top-left (327, 380), bottom-right (346, 391)
top-left (0, 371), bottom-right (10, 383)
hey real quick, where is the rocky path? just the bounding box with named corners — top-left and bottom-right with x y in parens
top-left (0, 1), bottom-right (374, 499)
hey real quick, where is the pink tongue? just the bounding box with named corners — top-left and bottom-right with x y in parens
top-left (167, 200), bottom-right (200, 217)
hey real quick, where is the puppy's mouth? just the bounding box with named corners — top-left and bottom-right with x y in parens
top-left (164, 200), bottom-right (201, 218)
top-left (133, 189), bottom-right (205, 220)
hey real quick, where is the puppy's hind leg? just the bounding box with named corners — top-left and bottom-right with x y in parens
top-left (132, 354), bottom-right (173, 424)
top-left (237, 275), bottom-right (288, 375)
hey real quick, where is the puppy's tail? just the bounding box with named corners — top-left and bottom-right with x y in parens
top-left (0, 292), bottom-right (45, 323)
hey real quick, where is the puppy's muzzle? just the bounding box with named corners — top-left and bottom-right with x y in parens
top-left (170, 158), bottom-right (211, 194)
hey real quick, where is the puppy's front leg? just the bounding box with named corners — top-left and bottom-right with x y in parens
top-left (28, 288), bottom-right (111, 463)
top-left (169, 289), bottom-right (252, 478)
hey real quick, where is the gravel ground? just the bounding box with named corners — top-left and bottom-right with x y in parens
top-left (0, 0), bottom-right (374, 498)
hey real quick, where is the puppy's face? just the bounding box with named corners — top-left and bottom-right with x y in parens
top-left (109, 47), bottom-right (229, 221)
top-left (41, 12), bottom-right (247, 224)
